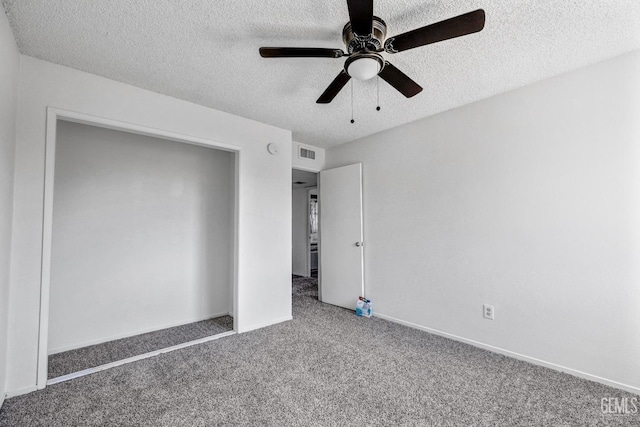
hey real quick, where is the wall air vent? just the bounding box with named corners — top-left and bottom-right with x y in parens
top-left (299, 146), bottom-right (316, 160)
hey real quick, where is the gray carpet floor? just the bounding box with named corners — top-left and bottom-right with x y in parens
top-left (1, 278), bottom-right (638, 426)
top-left (292, 274), bottom-right (318, 298)
top-left (48, 315), bottom-right (233, 379)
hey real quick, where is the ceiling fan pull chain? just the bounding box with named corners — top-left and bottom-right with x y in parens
top-left (350, 80), bottom-right (355, 124)
top-left (376, 76), bottom-right (381, 111)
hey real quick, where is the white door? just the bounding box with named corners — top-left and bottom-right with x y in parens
top-left (319, 163), bottom-right (364, 309)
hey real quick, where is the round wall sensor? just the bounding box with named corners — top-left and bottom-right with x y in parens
top-left (267, 143), bottom-right (278, 155)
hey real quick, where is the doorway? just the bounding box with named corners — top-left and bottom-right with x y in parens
top-left (38, 110), bottom-right (240, 388)
top-left (292, 169), bottom-right (319, 298)
top-left (291, 163), bottom-right (366, 309)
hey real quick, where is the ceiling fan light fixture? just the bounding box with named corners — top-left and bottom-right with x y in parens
top-left (345, 54), bottom-right (383, 81)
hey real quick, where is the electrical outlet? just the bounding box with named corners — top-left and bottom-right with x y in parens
top-left (483, 304), bottom-right (494, 320)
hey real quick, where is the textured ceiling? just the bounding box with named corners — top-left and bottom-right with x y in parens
top-left (3, 1), bottom-right (640, 148)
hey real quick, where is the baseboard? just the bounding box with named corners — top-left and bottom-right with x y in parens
top-left (5, 384), bottom-right (38, 399)
top-left (0, 393), bottom-right (4, 410)
top-left (374, 312), bottom-right (640, 396)
top-left (238, 315), bottom-right (293, 333)
top-left (49, 311), bottom-right (230, 355)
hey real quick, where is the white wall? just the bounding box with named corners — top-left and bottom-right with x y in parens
top-left (48, 121), bottom-right (233, 353)
top-left (292, 141), bottom-right (325, 172)
top-left (7, 56), bottom-right (292, 394)
top-left (325, 50), bottom-right (640, 393)
top-left (292, 188), bottom-right (308, 276)
top-left (0, 9), bottom-right (19, 406)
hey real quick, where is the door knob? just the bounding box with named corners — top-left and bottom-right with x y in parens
top-left (355, 242), bottom-right (363, 247)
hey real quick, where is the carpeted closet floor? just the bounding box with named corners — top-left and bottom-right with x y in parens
top-left (48, 315), bottom-right (234, 379)
top-left (1, 276), bottom-right (637, 426)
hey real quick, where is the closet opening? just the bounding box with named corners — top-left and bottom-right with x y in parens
top-left (38, 111), bottom-right (239, 387)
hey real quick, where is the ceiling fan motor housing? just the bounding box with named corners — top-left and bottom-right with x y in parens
top-left (342, 16), bottom-right (387, 54)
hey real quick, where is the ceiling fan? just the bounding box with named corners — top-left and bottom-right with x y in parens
top-left (259, 1), bottom-right (485, 104)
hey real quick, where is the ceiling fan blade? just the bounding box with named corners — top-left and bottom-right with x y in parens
top-left (378, 62), bottom-right (422, 98)
top-left (316, 70), bottom-right (352, 104)
top-left (346, 0), bottom-right (374, 36)
top-left (384, 9), bottom-right (485, 53)
top-left (259, 47), bottom-right (345, 58)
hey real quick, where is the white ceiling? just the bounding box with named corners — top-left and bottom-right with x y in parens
top-left (292, 169), bottom-right (318, 189)
top-left (3, 1), bottom-right (640, 148)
